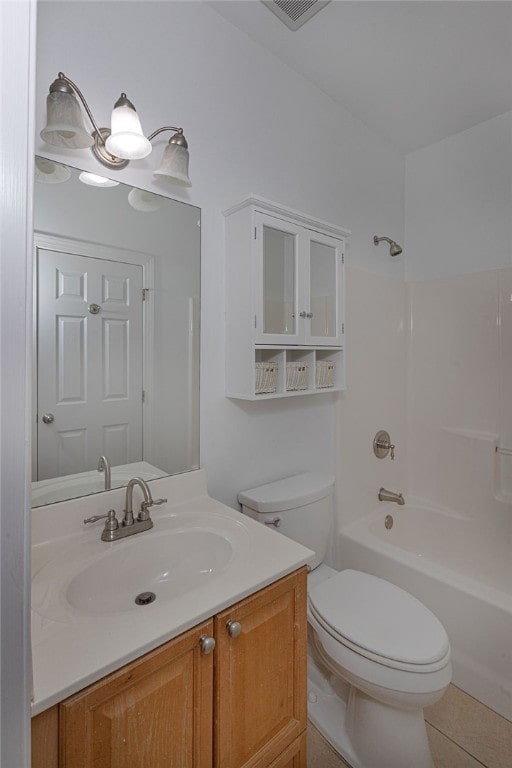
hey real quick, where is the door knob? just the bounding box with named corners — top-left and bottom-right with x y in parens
top-left (41, 413), bottom-right (55, 424)
top-left (199, 635), bottom-right (216, 655)
top-left (226, 620), bottom-right (242, 638)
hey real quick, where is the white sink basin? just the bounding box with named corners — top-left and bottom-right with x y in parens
top-left (32, 510), bottom-right (248, 622)
top-left (66, 529), bottom-right (233, 616)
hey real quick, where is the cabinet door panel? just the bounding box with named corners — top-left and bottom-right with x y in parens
top-left (307, 231), bottom-right (344, 346)
top-left (254, 213), bottom-right (303, 345)
top-left (214, 569), bottom-right (307, 768)
top-left (31, 705), bottom-right (59, 768)
top-left (268, 733), bottom-right (307, 768)
top-left (60, 621), bottom-right (213, 768)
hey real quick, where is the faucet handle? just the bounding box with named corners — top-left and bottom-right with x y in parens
top-left (141, 497), bottom-right (167, 511)
top-left (373, 430), bottom-right (395, 460)
top-left (138, 497), bottom-right (167, 522)
top-left (84, 509), bottom-right (119, 531)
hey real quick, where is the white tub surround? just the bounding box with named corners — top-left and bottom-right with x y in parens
top-left (338, 503), bottom-right (512, 721)
top-left (31, 469), bottom-right (312, 715)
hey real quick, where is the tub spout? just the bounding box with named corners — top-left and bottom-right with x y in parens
top-left (378, 487), bottom-right (405, 505)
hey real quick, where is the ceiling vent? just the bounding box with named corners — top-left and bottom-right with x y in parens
top-left (262, 1), bottom-right (331, 31)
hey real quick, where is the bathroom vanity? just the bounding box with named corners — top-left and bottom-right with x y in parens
top-left (30, 470), bottom-right (311, 768)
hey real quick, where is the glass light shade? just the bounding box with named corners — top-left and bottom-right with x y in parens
top-left (34, 157), bottom-right (71, 184)
top-left (78, 172), bottom-right (119, 188)
top-left (40, 91), bottom-right (94, 149)
top-left (127, 188), bottom-right (162, 212)
top-left (153, 143), bottom-right (192, 186)
top-left (105, 104), bottom-right (151, 160)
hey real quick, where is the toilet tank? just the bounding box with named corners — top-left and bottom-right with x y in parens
top-left (238, 472), bottom-right (334, 570)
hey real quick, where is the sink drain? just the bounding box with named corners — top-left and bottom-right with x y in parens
top-left (135, 591), bottom-right (156, 606)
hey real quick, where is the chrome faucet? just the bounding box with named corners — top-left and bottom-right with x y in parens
top-left (97, 455), bottom-right (111, 490)
top-left (84, 477), bottom-right (167, 541)
top-left (123, 477), bottom-right (166, 526)
top-left (378, 487), bottom-right (405, 506)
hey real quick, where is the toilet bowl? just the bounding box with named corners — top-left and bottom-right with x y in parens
top-left (239, 474), bottom-right (452, 768)
top-left (308, 565), bottom-right (451, 767)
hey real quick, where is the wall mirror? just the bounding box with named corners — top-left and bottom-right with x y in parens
top-left (32, 157), bottom-right (200, 507)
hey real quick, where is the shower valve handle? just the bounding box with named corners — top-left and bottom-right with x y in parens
top-left (373, 431), bottom-right (395, 460)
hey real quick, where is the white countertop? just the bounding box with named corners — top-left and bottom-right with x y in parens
top-left (31, 469), bottom-right (313, 716)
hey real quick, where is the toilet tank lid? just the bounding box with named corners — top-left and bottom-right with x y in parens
top-left (238, 472), bottom-right (334, 513)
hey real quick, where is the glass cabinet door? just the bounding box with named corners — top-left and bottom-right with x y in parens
top-left (307, 233), bottom-right (343, 345)
top-left (255, 214), bottom-right (301, 344)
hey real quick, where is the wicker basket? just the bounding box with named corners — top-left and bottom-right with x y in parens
top-left (286, 362), bottom-right (309, 391)
top-left (255, 362), bottom-right (278, 394)
top-left (316, 360), bottom-right (336, 388)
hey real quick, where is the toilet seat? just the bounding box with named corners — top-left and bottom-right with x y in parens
top-left (309, 569), bottom-right (450, 673)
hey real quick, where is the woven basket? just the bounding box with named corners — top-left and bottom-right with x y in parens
top-left (316, 360), bottom-right (336, 388)
top-left (286, 362), bottom-right (309, 391)
top-left (255, 362), bottom-right (278, 394)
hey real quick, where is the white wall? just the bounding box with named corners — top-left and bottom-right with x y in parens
top-left (36, 0), bottom-right (405, 513)
top-left (405, 112), bottom-right (512, 524)
top-left (405, 111), bottom-right (512, 282)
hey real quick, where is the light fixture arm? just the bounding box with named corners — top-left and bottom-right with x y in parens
top-left (52, 72), bottom-right (103, 140)
top-left (147, 126), bottom-right (188, 148)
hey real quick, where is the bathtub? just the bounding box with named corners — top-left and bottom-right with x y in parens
top-left (338, 504), bottom-right (512, 721)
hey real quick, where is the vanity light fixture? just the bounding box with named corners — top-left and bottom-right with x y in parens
top-left (40, 72), bottom-right (191, 186)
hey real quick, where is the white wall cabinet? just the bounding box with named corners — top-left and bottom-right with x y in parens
top-left (225, 197), bottom-right (350, 399)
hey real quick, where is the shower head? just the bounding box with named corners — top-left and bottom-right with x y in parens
top-left (373, 235), bottom-right (402, 257)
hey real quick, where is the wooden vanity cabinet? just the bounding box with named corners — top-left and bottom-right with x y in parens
top-left (62, 619), bottom-right (213, 768)
top-left (31, 569), bottom-right (307, 768)
top-left (214, 570), bottom-right (307, 768)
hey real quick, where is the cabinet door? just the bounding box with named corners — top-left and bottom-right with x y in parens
top-left (254, 213), bottom-right (303, 345)
top-left (268, 733), bottom-right (307, 768)
top-left (306, 231), bottom-right (344, 346)
top-left (214, 569), bottom-right (307, 768)
top-left (59, 620), bottom-right (214, 768)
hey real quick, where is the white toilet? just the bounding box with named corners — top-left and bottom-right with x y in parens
top-left (239, 473), bottom-right (452, 768)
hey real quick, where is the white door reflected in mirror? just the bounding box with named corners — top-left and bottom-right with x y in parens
top-left (32, 158), bottom-right (200, 507)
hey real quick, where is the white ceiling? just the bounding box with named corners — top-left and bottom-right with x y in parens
top-left (209, 1), bottom-right (512, 154)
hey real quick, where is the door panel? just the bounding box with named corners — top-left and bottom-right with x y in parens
top-left (214, 569), bottom-right (307, 768)
top-left (59, 621), bottom-right (213, 768)
top-left (37, 248), bottom-right (143, 480)
top-left (306, 231), bottom-right (343, 346)
top-left (254, 213), bottom-right (302, 345)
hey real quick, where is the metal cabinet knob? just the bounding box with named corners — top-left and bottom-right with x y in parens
top-left (42, 413), bottom-right (55, 424)
top-left (199, 635), bottom-right (216, 655)
top-left (226, 620), bottom-right (242, 638)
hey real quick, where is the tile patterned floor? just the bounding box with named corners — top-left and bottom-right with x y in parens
top-left (307, 684), bottom-right (512, 768)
